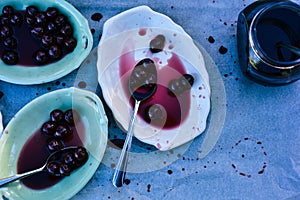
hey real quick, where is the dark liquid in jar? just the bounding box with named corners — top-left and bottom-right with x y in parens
top-left (256, 7), bottom-right (300, 62)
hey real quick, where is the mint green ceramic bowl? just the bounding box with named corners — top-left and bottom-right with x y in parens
top-left (0, 0), bottom-right (93, 85)
top-left (0, 87), bottom-right (108, 200)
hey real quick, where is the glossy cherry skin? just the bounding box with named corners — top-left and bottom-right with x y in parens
top-left (1, 50), bottom-right (19, 65)
top-left (47, 138), bottom-right (64, 152)
top-left (2, 5), bottom-right (14, 16)
top-left (0, 26), bottom-right (13, 38)
top-left (50, 109), bottom-right (64, 122)
top-left (46, 161), bottom-right (60, 176)
top-left (33, 50), bottom-right (48, 64)
top-left (54, 124), bottom-right (71, 138)
top-left (10, 12), bottom-right (23, 26)
top-left (46, 7), bottom-right (59, 19)
top-left (0, 15), bottom-right (9, 25)
top-left (64, 109), bottom-right (76, 125)
top-left (146, 104), bottom-right (165, 122)
top-left (41, 34), bottom-right (54, 47)
top-left (3, 37), bottom-right (17, 49)
top-left (168, 74), bottom-right (194, 96)
top-left (63, 152), bottom-right (76, 167)
top-left (59, 163), bottom-right (71, 176)
top-left (30, 26), bottom-right (45, 37)
top-left (74, 147), bottom-right (88, 163)
top-left (150, 34), bottom-right (166, 53)
top-left (64, 37), bottom-right (77, 51)
top-left (35, 12), bottom-right (47, 24)
top-left (48, 45), bottom-right (62, 60)
top-left (25, 5), bottom-right (39, 17)
top-left (41, 121), bottom-right (57, 136)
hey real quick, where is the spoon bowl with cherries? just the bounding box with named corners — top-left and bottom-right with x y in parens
top-left (0, 146), bottom-right (88, 187)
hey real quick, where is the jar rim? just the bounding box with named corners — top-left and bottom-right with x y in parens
top-left (249, 2), bottom-right (300, 69)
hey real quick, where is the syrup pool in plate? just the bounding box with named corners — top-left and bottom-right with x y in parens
top-left (97, 6), bottom-right (211, 150)
top-left (0, 87), bottom-right (108, 200)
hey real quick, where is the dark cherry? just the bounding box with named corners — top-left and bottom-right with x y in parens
top-left (48, 45), bottom-right (62, 60)
top-left (41, 121), bottom-right (56, 136)
top-left (1, 50), bottom-right (19, 65)
top-left (47, 138), bottom-right (64, 152)
top-left (54, 14), bottom-right (66, 27)
top-left (63, 152), bottom-right (76, 167)
top-left (2, 5), bottom-right (14, 16)
top-left (180, 74), bottom-right (194, 89)
top-left (41, 34), bottom-right (54, 47)
top-left (60, 23), bottom-right (73, 36)
top-left (129, 58), bottom-right (157, 90)
top-left (31, 26), bottom-right (45, 37)
top-left (25, 16), bottom-right (35, 26)
top-left (46, 21), bottom-right (57, 33)
top-left (35, 12), bottom-right (47, 24)
top-left (0, 26), bottom-right (13, 38)
top-left (46, 161), bottom-right (60, 176)
top-left (25, 5), bottom-right (39, 17)
top-left (3, 37), bottom-right (17, 49)
top-left (74, 147), bottom-right (88, 163)
top-left (33, 49), bottom-right (48, 64)
top-left (168, 79), bottom-right (183, 95)
top-left (10, 12), bottom-right (23, 26)
top-left (55, 34), bottom-right (64, 45)
top-left (59, 163), bottom-right (71, 176)
top-left (132, 67), bottom-right (148, 81)
top-left (46, 7), bottom-right (59, 19)
top-left (64, 109), bottom-right (76, 125)
top-left (0, 15), bottom-right (10, 25)
top-left (168, 74), bottom-right (194, 95)
top-left (50, 109), bottom-right (64, 122)
top-left (136, 58), bottom-right (156, 73)
top-left (64, 37), bottom-right (77, 51)
top-left (150, 34), bottom-right (166, 53)
top-left (54, 124), bottom-right (71, 138)
top-left (146, 104), bottom-right (166, 122)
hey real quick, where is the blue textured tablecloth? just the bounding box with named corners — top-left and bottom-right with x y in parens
top-left (1, 0), bottom-right (300, 199)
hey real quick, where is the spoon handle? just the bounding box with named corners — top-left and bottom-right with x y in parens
top-left (112, 100), bottom-right (141, 187)
top-left (277, 42), bottom-right (300, 56)
top-left (0, 167), bottom-right (43, 187)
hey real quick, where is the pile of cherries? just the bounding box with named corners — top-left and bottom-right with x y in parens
top-left (41, 109), bottom-right (88, 177)
top-left (46, 146), bottom-right (88, 177)
top-left (128, 34), bottom-right (195, 123)
top-left (0, 5), bottom-right (77, 65)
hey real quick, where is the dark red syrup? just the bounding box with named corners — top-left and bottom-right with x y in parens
top-left (16, 119), bottom-right (85, 190)
top-left (119, 50), bottom-right (190, 129)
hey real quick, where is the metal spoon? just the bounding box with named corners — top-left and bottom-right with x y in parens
top-left (0, 146), bottom-right (85, 187)
top-left (276, 42), bottom-right (300, 56)
top-left (0, 111), bottom-right (3, 137)
top-left (112, 58), bottom-right (157, 187)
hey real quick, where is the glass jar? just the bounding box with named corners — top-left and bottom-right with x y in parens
top-left (237, 0), bottom-right (300, 85)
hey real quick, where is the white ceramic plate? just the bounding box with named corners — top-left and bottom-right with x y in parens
top-left (0, 87), bottom-right (108, 200)
top-left (0, 0), bottom-right (93, 85)
top-left (97, 6), bottom-right (211, 150)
